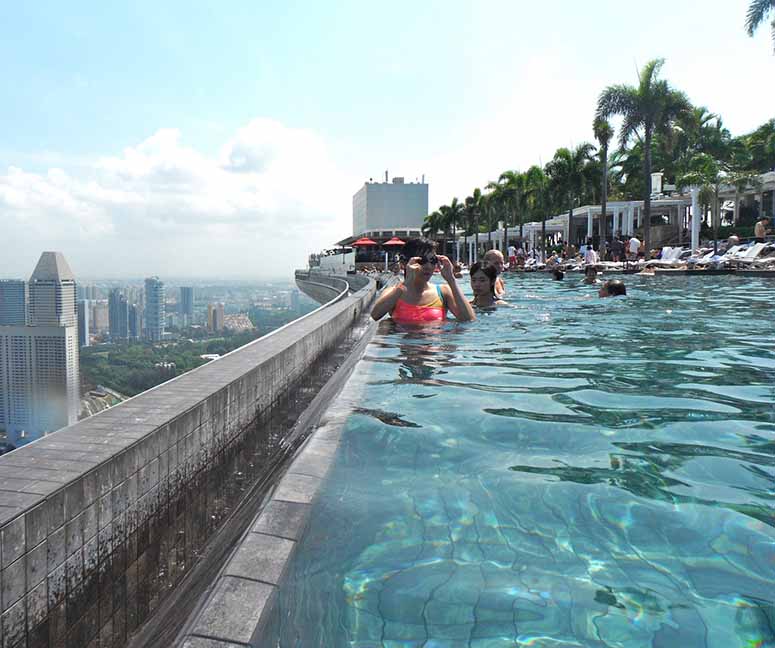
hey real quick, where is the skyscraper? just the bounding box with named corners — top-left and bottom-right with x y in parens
top-left (0, 252), bottom-right (80, 446)
top-left (77, 300), bottom-right (90, 348)
top-left (128, 303), bottom-right (141, 340)
top-left (180, 287), bottom-right (194, 325)
top-left (144, 277), bottom-right (165, 342)
top-left (0, 279), bottom-right (28, 325)
top-left (207, 303), bottom-right (225, 332)
top-left (108, 288), bottom-right (129, 341)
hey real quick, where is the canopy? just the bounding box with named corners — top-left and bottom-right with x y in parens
top-left (352, 237), bottom-right (378, 246)
top-left (383, 237), bottom-right (406, 246)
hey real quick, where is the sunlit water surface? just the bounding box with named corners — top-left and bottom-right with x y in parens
top-left (272, 274), bottom-right (775, 647)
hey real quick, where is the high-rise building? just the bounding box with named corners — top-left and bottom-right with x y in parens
top-left (0, 252), bottom-right (80, 446)
top-left (144, 277), bottom-right (165, 342)
top-left (207, 303), bottom-right (225, 332)
top-left (77, 300), bottom-right (90, 348)
top-left (0, 279), bottom-right (28, 325)
top-left (128, 304), bottom-right (141, 340)
top-left (91, 301), bottom-right (109, 332)
top-left (352, 176), bottom-right (429, 236)
top-left (180, 287), bottom-right (194, 325)
top-left (108, 288), bottom-right (129, 341)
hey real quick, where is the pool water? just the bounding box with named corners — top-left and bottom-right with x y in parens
top-left (272, 274), bottom-right (775, 647)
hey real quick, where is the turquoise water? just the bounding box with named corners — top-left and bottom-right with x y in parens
top-left (273, 275), bottom-right (775, 647)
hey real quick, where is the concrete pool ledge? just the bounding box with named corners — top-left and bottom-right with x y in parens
top-left (176, 296), bottom-right (381, 647)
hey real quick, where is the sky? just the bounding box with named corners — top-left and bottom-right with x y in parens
top-left (1, 0), bottom-right (773, 279)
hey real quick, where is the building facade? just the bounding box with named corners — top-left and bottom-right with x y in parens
top-left (0, 252), bottom-right (80, 446)
top-left (352, 177), bottom-right (429, 236)
top-left (0, 279), bottom-right (28, 326)
top-left (108, 288), bottom-right (129, 341)
top-left (144, 277), bottom-right (165, 342)
top-left (180, 287), bottom-right (194, 325)
top-left (77, 300), bottom-right (90, 348)
top-left (207, 303), bottom-right (225, 333)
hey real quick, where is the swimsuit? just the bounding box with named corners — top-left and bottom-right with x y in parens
top-left (392, 284), bottom-right (446, 323)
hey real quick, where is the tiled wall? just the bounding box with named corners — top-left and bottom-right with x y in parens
top-left (0, 276), bottom-right (374, 648)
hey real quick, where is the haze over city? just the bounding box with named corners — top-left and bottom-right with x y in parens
top-left (2, 0), bottom-right (772, 279)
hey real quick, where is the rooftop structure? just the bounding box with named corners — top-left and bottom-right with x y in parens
top-left (352, 176), bottom-right (428, 237)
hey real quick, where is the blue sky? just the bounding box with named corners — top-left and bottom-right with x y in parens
top-left (2, 0), bottom-right (773, 278)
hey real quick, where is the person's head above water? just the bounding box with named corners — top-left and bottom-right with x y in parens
top-left (599, 279), bottom-right (626, 298)
top-left (584, 265), bottom-right (598, 277)
top-left (469, 262), bottom-right (498, 297)
top-left (483, 249), bottom-right (505, 275)
top-left (400, 238), bottom-right (438, 286)
top-left (552, 268), bottom-right (564, 280)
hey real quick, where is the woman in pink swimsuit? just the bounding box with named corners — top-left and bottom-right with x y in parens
top-left (371, 238), bottom-right (475, 324)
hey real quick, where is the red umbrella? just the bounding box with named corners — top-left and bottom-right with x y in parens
top-left (383, 237), bottom-right (406, 246)
top-left (352, 237), bottom-right (378, 246)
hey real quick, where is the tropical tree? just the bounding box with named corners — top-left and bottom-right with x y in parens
top-left (593, 117), bottom-right (614, 242)
top-left (545, 143), bottom-right (595, 244)
top-left (524, 165), bottom-right (550, 260)
top-left (464, 188), bottom-right (482, 262)
top-left (677, 154), bottom-right (722, 252)
top-left (596, 58), bottom-right (692, 251)
top-left (745, 0), bottom-right (775, 52)
top-left (444, 197), bottom-right (464, 261)
top-left (422, 210), bottom-right (443, 246)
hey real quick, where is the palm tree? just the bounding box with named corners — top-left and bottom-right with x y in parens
top-left (677, 154), bottom-right (722, 252)
top-left (445, 198), bottom-right (463, 261)
top-left (464, 188), bottom-right (482, 263)
top-left (593, 117), bottom-right (614, 243)
top-left (745, 0), bottom-right (775, 52)
top-left (524, 165), bottom-right (549, 260)
top-left (498, 170), bottom-right (526, 243)
top-left (545, 144), bottom-right (595, 245)
top-left (596, 58), bottom-right (691, 251)
top-left (422, 210), bottom-right (443, 245)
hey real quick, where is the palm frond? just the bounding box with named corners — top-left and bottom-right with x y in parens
top-left (745, 0), bottom-right (774, 34)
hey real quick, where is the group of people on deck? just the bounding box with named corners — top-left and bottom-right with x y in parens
top-left (371, 237), bottom-right (623, 324)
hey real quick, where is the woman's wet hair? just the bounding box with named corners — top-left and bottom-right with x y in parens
top-left (469, 262), bottom-right (497, 295)
top-left (400, 237), bottom-right (437, 263)
top-left (604, 279), bottom-right (626, 296)
top-left (584, 265), bottom-right (598, 276)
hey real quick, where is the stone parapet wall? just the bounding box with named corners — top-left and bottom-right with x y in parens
top-left (0, 276), bottom-right (375, 648)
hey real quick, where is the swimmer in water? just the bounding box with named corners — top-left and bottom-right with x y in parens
top-left (599, 279), bottom-right (627, 297)
top-left (482, 249), bottom-right (506, 298)
top-left (469, 262), bottom-right (506, 308)
top-left (371, 238), bottom-right (476, 323)
top-left (583, 265), bottom-right (599, 284)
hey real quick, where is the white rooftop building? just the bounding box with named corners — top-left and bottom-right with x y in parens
top-left (352, 176), bottom-right (429, 237)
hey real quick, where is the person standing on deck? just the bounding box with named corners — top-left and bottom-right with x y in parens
top-left (754, 217), bottom-right (769, 243)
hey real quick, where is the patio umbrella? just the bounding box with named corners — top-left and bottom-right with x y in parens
top-left (381, 237), bottom-right (405, 270)
top-left (352, 237), bottom-right (378, 246)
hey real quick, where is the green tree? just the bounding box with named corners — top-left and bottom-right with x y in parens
top-left (524, 165), bottom-right (550, 260)
top-left (545, 143), bottom-right (595, 244)
top-left (594, 117), bottom-right (614, 242)
top-left (745, 0), bottom-right (775, 52)
top-left (464, 188), bottom-right (482, 262)
top-left (596, 58), bottom-right (691, 251)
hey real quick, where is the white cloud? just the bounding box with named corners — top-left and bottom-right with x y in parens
top-left (1, 119), bottom-right (355, 279)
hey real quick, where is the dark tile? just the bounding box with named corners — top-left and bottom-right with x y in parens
top-left (1, 555), bottom-right (25, 612)
top-left (1, 516), bottom-right (25, 568)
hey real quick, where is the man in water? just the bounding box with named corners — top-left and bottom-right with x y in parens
top-left (483, 249), bottom-right (506, 297)
top-left (599, 280), bottom-right (626, 297)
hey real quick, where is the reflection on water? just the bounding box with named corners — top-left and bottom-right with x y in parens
top-left (272, 275), bottom-right (775, 647)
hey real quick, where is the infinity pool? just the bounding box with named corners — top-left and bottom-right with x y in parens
top-left (272, 274), bottom-right (775, 647)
